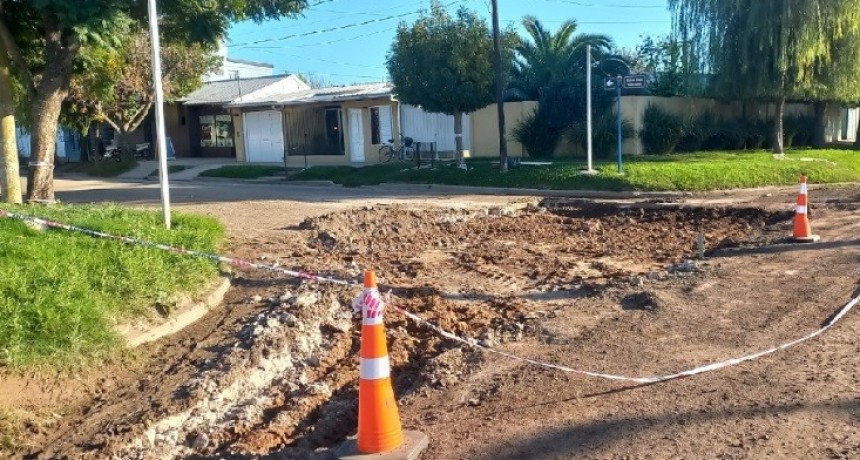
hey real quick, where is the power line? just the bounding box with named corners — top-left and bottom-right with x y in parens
top-left (240, 27), bottom-right (391, 49)
top-left (279, 53), bottom-right (386, 69)
top-left (311, 0), bottom-right (428, 17)
top-left (505, 19), bottom-right (671, 24)
top-left (230, 0), bottom-right (426, 40)
top-left (534, 0), bottom-right (666, 8)
top-left (229, 1), bottom-right (453, 48)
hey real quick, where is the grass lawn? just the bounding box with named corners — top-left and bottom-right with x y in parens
top-left (0, 204), bottom-right (225, 367)
top-left (290, 149), bottom-right (860, 191)
top-left (56, 159), bottom-right (139, 178)
top-left (199, 164), bottom-right (287, 179)
top-left (147, 164), bottom-right (189, 178)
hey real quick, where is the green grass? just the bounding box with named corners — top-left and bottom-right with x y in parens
top-left (0, 204), bottom-right (225, 368)
top-left (147, 164), bottom-right (189, 178)
top-left (56, 159), bottom-right (139, 178)
top-left (199, 165), bottom-right (287, 179)
top-left (290, 149), bottom-right (860, 191)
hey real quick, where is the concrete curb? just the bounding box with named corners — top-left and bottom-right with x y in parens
top-left (110, 171), bottom-right (860, 200)
top-left (118, 276), bottom-right (231, 347)
top-left (194, 176), bottom-right (335, 186)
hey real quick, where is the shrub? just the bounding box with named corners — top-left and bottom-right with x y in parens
top-left (639, 104), bottom-right (685, 155)
top-left (745, 118), bottom-right (771, 150)
top-left (784, 114), bottom-right (815, 148)
top-left (679, 114), bottom-right (768, 152)
top-left (709, 118), bottom-right (747, 150)
top-left (512, 110), bottom-right (561, 159)
top-left (566, 113), bottom-right (634, 159)
top-left (678, 112), bottom-right (716, 152)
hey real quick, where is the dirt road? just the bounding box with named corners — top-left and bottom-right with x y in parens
top-left (4, 178), bottom-right (860, 459)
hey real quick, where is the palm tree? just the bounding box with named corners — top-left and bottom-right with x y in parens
top-left (507, 16), bottom-right (617, 101)
top-left (507, 16), bottom-right (630, 157)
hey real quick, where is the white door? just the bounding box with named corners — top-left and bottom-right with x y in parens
top-left (348, 108), bottom-right (365, 162)
top-left (244, 110), bottom-right (284, 162)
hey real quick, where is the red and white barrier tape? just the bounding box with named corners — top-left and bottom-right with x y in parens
top-left (0, 209), bottom-right (358, 287)
top-left (389, 294), bottom-right (858, 384)
top-left (4, 208), bottom-right (857, 384)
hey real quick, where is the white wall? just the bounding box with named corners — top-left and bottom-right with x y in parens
top-left (399, 104), bottom-right (472, 154)
top-left (204, 43), bottom-right (274, 82)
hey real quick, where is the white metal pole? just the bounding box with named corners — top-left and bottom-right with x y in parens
top-left (147, 0), bottom-right (172, 229)
top-left (586, 44), bottom-right (594, 173)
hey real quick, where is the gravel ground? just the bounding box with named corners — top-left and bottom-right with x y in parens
top-left (3, 179), bottom-right (860, 459)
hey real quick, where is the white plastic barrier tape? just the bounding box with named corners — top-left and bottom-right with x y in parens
top-left (388, 293), bottom-right (859, 384)
top-left (3, 208), bottom-right (857, 384)
top-left (28, 161), bottom-right (54, 170)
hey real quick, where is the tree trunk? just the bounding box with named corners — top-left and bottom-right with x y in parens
top-left (0, 43), bottom-right (21, 203)
top-left (854, 107), bottom-right (860, 150)
top-left (454, 110), bottom-right (465, 169)
top-left (26, 91), bottom-right (65, 201)
top-left (772, 96), bottom-right (785, 155)
top-left (26, 12), bottom-right (79, 202)
top-left (812, 101), bottom-right (827, 148)
top-left (490, 0), bottom-right (507, 173)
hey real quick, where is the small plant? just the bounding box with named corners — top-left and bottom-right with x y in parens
top-left (709, 118), bottom-right (746, 150)
top-left (639, 104), bottom-right (686, 154)
top-left (566, 113), bottom-right (634, 159)
top-left (678, 112), bottom-right (716, 152)
top-left (784, 114), bottom-right (815, 148)
top-left (512, 110), bottom-right (561, 159)
top-left (154, 291), bottom-right (178, 317)
top-left (745, 118), bottom-right (771, 150)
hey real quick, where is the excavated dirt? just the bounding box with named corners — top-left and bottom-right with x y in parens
top-left (6, 189), bottom-right (860, 460)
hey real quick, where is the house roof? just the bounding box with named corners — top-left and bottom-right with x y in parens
top-left (225, 57), bottom-right (275, 69)
top-left (227, 82), bottom-right (394, 108)
top-left (181, 75), bottom-right (293, 105)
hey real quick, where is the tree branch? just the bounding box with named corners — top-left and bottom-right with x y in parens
top-left (125, 100), bottom-right (153, 133)
top-left (99, 102), bottom-right (122, 134)
top-left (0, 2), bottom-right (35, 97)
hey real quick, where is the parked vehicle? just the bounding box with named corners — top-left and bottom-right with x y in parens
top-left (378, 136), bottom-right (415, 163)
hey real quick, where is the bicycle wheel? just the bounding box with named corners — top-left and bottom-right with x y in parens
top-left (401, 146), bottom-right (415, 162)
top-left (379, 145), bottom-right (395, 163)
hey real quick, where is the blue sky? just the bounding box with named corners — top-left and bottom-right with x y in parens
top-left (227, 0), bottom-right (671, 85)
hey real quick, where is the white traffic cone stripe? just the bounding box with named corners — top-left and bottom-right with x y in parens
top-left (360, 356), bottom-right (391, 380)
top-left (796, 205), bottom-right (808, 215)
top-left (800, 183), bottom-right (808, 194)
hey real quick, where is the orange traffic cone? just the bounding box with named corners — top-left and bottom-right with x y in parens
top-left (792, 175), bottom-right (820, 243)
top-left (357, 270), bottom-right (404, 453)
top-left (336, 270), bottom-right (427, 460)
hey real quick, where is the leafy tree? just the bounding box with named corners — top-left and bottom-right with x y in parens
top-left (507, 16), bottom-right (614, 101)
top-left (295, 73), bottom-right (333, 89)
top-left (0, 42), bottom-right (20, 202)
top-left (634, 34), bottom-right (700, 97)
top-left (669, 0), bottom-right (860, 154)
top-left (67, 31), bottom-right (219, 154)
top-left (0, 0), bottom-right (307, 202)
top-left (387, 1), bottom-right (501, 167)
top-left (507, 16), bottom-right (628, 157)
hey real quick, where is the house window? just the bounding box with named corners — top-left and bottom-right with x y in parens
top-left (370, 108), bottom-right (380, 145)
top-left (370, 105), bottom-right (393, 145)
top-left (200, 114), bottom-right (234, 147)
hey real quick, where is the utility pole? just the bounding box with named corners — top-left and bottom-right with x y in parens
top-left (491, 0), bottom-right (508, 172)
top-left (147, 0), bottom-right (172, 229)
top-left (585, 44), bottom-right (595, 174)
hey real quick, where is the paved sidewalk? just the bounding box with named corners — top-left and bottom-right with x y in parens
top-left (117, 159), bottom-right (236, 181)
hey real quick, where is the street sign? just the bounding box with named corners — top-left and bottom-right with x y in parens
top-left (604, 77), bottom-right (619, 91)
top-left (623, 74), bottom-right (648, 89)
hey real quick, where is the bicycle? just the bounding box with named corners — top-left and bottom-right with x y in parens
top-left (378, 137), bottom-right (415, 163)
